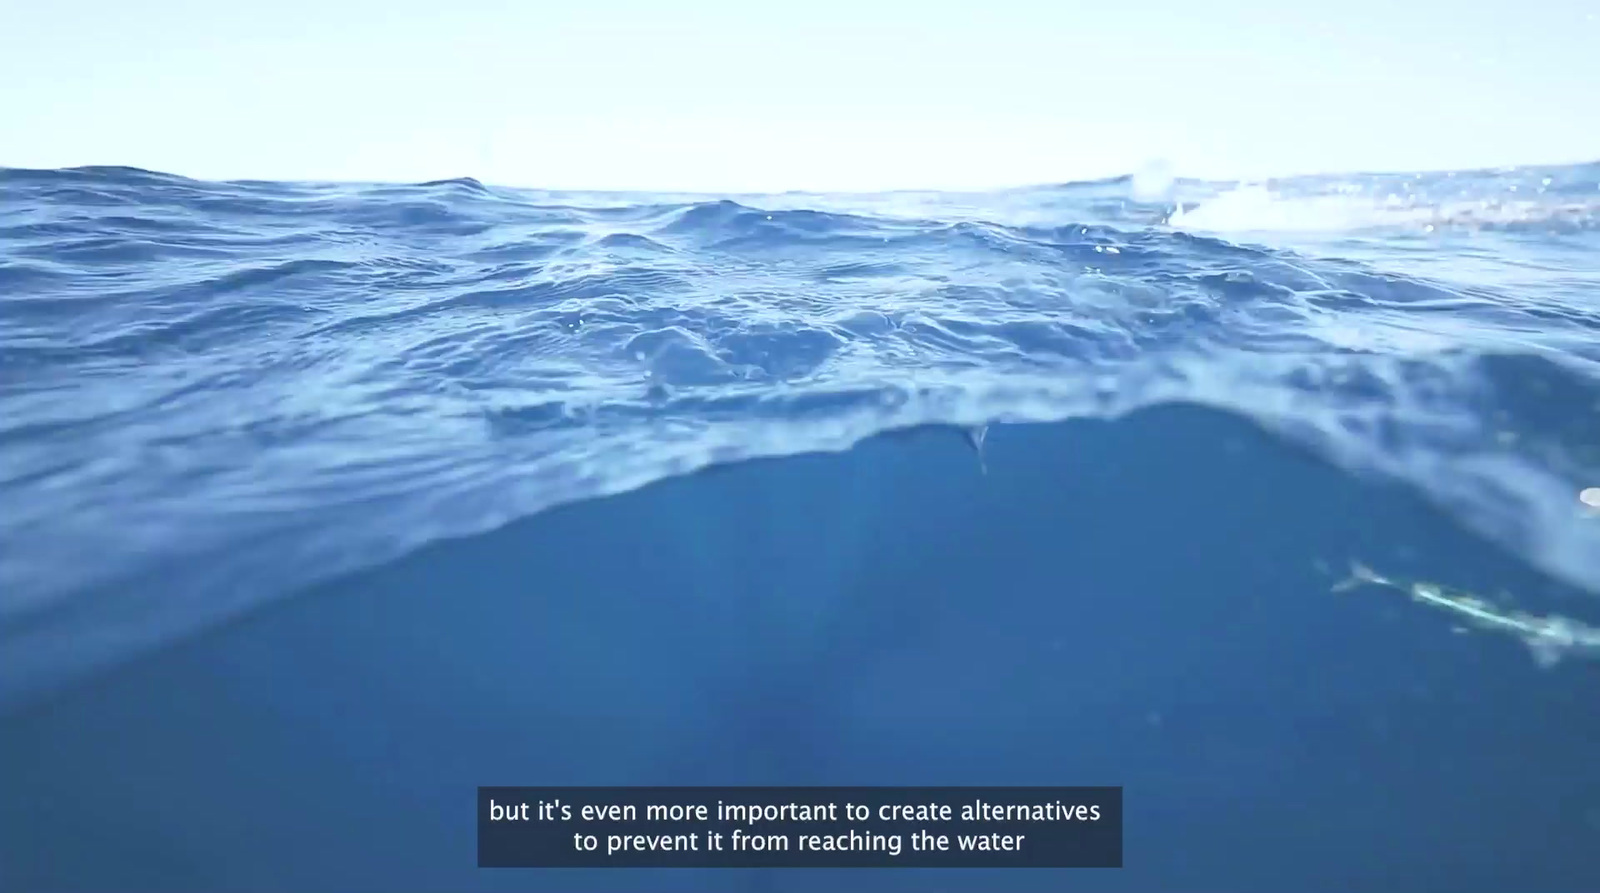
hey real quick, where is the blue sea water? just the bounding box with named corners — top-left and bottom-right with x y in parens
top-left (2, 162), bottom-right (1600, 891)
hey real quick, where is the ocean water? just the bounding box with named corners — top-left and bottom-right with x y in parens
top-left (2, 162), bottom-right (1599, 891)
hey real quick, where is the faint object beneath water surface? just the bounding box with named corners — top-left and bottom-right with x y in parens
top-left (965, 425), bottom-right (989, 475)
top-left (1331, 562), bottom-right (1600, 669)
top-left (1581, 487), bottom-right (1600, 509)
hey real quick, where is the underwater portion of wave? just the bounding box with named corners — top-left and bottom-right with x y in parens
top-left (2, 162), bottom-right (1598, 706)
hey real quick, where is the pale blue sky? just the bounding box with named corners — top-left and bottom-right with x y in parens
top-left (3, 0), bottom-right (1597, 191)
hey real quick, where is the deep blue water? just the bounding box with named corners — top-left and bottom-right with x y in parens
top-left (3, 163), bottom-right (1600, 891)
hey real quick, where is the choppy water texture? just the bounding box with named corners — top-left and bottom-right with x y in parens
top-left (3, 163), bottom-right (1599, 706)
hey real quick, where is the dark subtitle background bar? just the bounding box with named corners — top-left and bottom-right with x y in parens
top-left (478, 786), bottom-right (1122, 868)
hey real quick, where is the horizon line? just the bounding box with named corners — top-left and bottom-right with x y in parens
top-left (4, 156), bottom-right (1598, 197)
